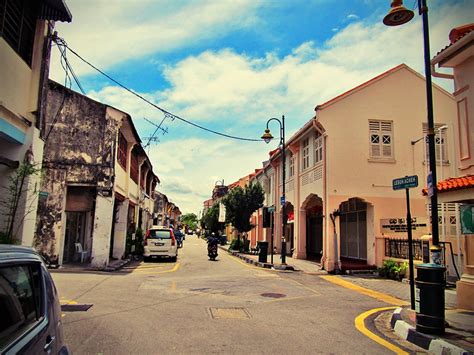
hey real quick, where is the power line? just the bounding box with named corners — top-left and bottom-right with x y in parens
top-left (52, 36), bottom-right (262, 142)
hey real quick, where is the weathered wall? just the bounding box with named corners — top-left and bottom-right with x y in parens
top-left (36, 81), bottom-right (122, 263)
top-left (91, 193), bottom-right (114, 268)
top-left (112, 199), bottom-right (129, 259)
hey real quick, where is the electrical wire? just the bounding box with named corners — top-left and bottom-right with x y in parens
top-left (52, 37), bottom-right (262, 142)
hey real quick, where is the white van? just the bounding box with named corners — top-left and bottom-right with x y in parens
top-left (143, 226), bottom-right (178, 262)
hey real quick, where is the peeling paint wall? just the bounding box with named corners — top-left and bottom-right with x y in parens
top-left (112, 199), bottom-right (128, 259)
top-left (36, 81), bottom-right (123, 264)
top-left (91, 193), bottom-right (114, 268)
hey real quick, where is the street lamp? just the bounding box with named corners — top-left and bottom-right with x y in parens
top-left (384, 0), bottom-right (446, 335)
top-left (383, 0), bottom-right (442, 264)
top-left (261, 115), bottom-right (286, 264)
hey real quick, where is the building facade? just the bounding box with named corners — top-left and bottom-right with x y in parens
top-left (36, 81), bottom-right (158, 268)
top-left (431, 24), bottom-right (474, 310)
top-left (262, 64), bottom-right (457, 273)
top-left (0, 0), bottom-right (71, 245)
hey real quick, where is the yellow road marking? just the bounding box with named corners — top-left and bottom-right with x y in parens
top-left (60, 299), bottom-right (78, 305)
top-left (320, 276), bottom-right (408, 306)
top-left (134, 262), bottom-right (180, 275)
top-left (283, 277), bottom-right (321, 296)
top-left (355, 307), bottom-right (408, 355)
top-left (226, 252), bottom-right (259, 269)
top-left (171, 281), bottom-right (177, 292)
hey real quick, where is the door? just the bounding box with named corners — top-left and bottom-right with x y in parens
top-left (306, 215), bottom-right (323, 260)
top-left (63, 212), bottom-right (86, 263)
top-left (339, 200), bottom-right (367, 260)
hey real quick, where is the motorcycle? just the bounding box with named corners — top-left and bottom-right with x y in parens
top-left (208, 243), bottom-right (218, 261)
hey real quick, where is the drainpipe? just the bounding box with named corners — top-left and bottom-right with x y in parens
top-left (431, 63), bottom-right (454, 80)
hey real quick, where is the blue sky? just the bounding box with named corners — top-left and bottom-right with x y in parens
top-left (50, 0), bottom-right (473, 214)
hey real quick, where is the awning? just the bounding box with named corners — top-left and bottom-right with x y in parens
top-left (39, 0), bottom-right (72, 23)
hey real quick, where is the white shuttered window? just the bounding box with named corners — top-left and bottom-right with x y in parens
top-left (369, 120), bottom-right (393, 159)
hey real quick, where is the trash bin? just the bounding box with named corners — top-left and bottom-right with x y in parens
top-left (415, 263), bottom-right (446, 335)
top-left (258, 241), bottom-right (268, 263)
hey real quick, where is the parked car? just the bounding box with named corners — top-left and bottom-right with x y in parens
top-left (143, 226), bottom-right (178, 262)
top-left (0, 245), bottom-right (69, 354)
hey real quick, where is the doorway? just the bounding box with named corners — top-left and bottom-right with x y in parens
top-left (339, 198), bottom-right (367, 261)
top-left (63, 212), bottom-right (87, 263)
top-left (302, 194), bottom-right (323, 261)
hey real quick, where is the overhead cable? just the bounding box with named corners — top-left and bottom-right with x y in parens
top-left (52, 36), bottom-right (262, 142)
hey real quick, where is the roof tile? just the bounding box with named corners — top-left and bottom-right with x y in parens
top-left (422, 175), bottom-right (474, 195)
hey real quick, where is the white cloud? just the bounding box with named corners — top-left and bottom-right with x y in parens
top-left (347, 14), bottom-right (359, 20)
top-left (50, 0), bottom-right (262, 79)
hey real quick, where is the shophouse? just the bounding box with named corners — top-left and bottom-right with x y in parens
top-left (36, 81), bottom-right (159, 268)
top-left (0, 0), bottom-right (71, 245)
top-left (263, 64), bottom-right (457, 273)
top-left (431, 24), bottom-right (474, 310)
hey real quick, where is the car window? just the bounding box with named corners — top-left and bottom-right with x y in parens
top-left (149, 230), bottom-right (171, 239)
top-left (0, 264), bottom-right (43, 348)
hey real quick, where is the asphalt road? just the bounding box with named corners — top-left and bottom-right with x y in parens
top-left (52, 236), bottom-right (420, 354)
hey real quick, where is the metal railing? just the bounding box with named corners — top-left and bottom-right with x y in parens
top-left (385, 238), bottom-right (423, 261)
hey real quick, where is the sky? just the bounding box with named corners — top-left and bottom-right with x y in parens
top-left (49, 0), bottom-right (473, 215)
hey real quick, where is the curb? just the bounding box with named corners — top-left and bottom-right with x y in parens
top-left (103, 258), bottom-right (131, 272)
top-left (390, 307), bottom-right (470, 354)
top-left (221, 246), bottom-right (296, 271)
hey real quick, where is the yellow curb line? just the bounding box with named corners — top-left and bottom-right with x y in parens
top-left (134, 262), bottom-right (180, 275)
top-left (355, 307), bottom-right (409, 355)
top-left (320, 275), bottom-right (409, 306)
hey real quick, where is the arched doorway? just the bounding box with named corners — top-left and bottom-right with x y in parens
top-left (302, 194), bottom-right (323, 261)
top-left (339, 198), bottom-right (367, 261)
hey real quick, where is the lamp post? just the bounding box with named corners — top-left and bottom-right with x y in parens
top-left (261, 115), bottom-right (286, 264)
top-left (383, 0), bottom-right (441, 264)
top-left (384, 0), bottom-right (446, 335)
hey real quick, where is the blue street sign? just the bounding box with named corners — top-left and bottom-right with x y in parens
top-left (393, 175), bottom-right (418, 190)
top-left (280, 196), bottom-right (285, 205)
top-left (427, 172), bottom-right (434, 197)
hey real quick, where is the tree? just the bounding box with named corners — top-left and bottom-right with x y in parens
top-left (0, 161), bottom-right (40, 244)
top-left (200, 204), bottom-right (221, 235)
top-left (181, 213), bottom-right (198, 230)
top-left (223, 182), bottom-right (264, 239)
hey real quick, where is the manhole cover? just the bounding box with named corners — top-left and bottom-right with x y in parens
top-left (209, 307), bottom-right (250, 319)
top-left (61, 304), bottom-right (93, 312)
top-left (260, 293), bottom-right (286, 298)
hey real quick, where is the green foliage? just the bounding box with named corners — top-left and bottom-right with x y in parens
top-left (378, 259), bottom-right (408, 280)
top-left (229, 238), bottom-right (241, 251)
top-left (223, 182), bottom-right (264, 235)
top-left (181, 213), bottom-right (198, 230)
top-left (201, 204), bottom-right (221, 234)
top-left (0, 162), bottom-right (40, 244)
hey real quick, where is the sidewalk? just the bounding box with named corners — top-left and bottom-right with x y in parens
top-left (49, 258), bottom-right (131, 273)
top-left (222, 245), bottom-right (474, 354)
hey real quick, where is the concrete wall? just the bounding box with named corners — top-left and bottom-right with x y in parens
top-left (91, 193), bottom-right (114, 268)
top-left (112, 199), bottom-right (129, 259)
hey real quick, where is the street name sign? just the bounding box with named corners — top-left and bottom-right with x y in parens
top-left (392, 175), bottom-right (418, 190)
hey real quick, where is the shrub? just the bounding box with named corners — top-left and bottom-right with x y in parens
top-left (229, 238), bottom-right (241, 251)
top-left (379, 259), bottom-right (408, 281)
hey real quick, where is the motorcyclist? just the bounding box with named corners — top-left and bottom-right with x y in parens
top-left (207, 232), bottom-right (219, 260)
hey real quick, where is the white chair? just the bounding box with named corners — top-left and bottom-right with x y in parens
top-left (75, 243), bottom-right (89, 263)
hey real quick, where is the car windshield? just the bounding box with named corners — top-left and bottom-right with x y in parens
top-left (148, 230), bottom-right (171, 239)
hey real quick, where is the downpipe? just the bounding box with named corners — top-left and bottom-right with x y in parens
top-left (330, 210), bottom-right (341, 274)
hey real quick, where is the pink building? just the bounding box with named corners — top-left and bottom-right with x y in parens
top-left (261, 64), bottom-right (457, 273)
top-left (431, 24), bottom-right (474, 310)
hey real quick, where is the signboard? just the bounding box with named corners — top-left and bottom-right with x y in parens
top-left (460, 204), bottom-right (474, 234)
top-left (380, 217), bottom-right (428, 234)
top-left (427, 172), bottom-right (434, 197)
top-left (268, 206), bottom-right (275, 213)
top-left (218, 203), bottom-right (226, 223)
top-left (392, 175), bottom-right (418, 190)
top-left (280, 196), bottom-right (285, 205)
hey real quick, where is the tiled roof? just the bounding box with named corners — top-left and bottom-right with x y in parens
top-left (422, 175), bottom-right (474, 195)
top-left (434, 23), bottom-right (474, 57)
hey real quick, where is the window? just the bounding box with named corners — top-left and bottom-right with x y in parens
top-left (369, 120), bottom-right (393, 159)
top-left (117, 133), bottom-right (127, 169)
top-left (314, 133), bottom-right (323, 164)
top-left (130, 150), bottom-right (139, 183)
top-left (0, 0), bottom-right (39, 65)
top-left (289, 153), bottom-right (295, 178)
top-left (302, 138), bottom-right (310, 170)
top-left (0, 264), bottom-right (43, 346)
top-left (423, 123), bottom-right (448, 163)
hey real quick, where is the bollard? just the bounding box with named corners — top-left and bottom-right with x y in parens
top-left (415, 263), bottom-right (446, 335)
top-left (258, 241), bottom-right (268, 263)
